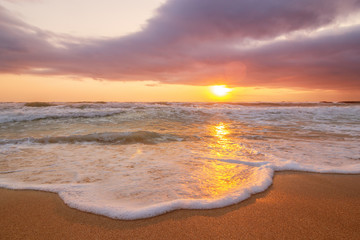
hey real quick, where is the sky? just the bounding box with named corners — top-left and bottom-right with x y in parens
top-left (1, 0), bottom-right (360, 102)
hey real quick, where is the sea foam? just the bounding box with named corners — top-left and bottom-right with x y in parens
top-left (0, 102), bottom-right (359, 219)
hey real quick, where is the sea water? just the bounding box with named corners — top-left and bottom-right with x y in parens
top-left (0, 102), bottom-right (359, 219)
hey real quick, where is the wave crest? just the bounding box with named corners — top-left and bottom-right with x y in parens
top-left (1, 131), bottom-right (185, 145)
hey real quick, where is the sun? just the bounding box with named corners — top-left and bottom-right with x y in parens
top-left (210, 85), bottom-right (232, 97)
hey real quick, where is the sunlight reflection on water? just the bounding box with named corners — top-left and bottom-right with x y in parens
top-left (198, 122), bottom-right (256, 197)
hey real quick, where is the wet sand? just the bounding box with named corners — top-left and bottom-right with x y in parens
top-left (1, 172), bottom-right (360, 239)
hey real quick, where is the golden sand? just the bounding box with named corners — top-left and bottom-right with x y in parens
top-left (1, 172), bottom-right (359, 239)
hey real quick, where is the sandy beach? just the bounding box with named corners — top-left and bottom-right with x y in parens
top-left (1, 171), bottom-right (359, 239)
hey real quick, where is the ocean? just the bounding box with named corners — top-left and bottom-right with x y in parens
top-left (0, 102), bottom-right (359, 219)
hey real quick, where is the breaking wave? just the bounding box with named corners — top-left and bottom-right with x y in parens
top-left (0, 131), bottom-right (185, 145)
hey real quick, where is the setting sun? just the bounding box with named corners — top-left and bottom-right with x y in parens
top-left (210, 85), bottom-right (232, 97)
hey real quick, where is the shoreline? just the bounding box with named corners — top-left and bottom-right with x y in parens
top-left (1, 171), bottom-right (360, 239)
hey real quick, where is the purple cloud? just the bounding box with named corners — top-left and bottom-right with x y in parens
top-left (1, 0), bottom-right (360, 90)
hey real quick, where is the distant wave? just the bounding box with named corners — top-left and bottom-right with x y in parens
top-left (24, 102), bottom-right (57, 107)
top-left (0, 109), bottom-right (127, 124)
top-left (1, 101), bottom-right (359, 124)
top-left (0, 131), bottom-right (185, 145)
top-left (197, 102), bottom-right (360, 107)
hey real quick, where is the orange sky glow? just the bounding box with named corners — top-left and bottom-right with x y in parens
top-left (1, 74), bottom-right (356, 102)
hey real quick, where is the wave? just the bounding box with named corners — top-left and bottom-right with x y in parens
top-left (0, 103), bottom-right (210, 124)
top-left (2, 101), bottom-right (360, 124)
top-left (24, 102), bottom-right (57, 107)
top-left (1, 156), bottom-right (359, 220)
top-left (0, 131), bottom-right (185, 145)
top-left (0, 109), bottom-right (127, 124)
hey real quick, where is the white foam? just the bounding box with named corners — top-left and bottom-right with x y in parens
top-left (0, 102), bottom-right (359, 220)
top-left (0, 161), bottom-right (275, 220)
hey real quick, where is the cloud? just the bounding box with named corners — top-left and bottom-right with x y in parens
top-left (0, 5), bottom-right (64, 72)
top-left (250, 28), bottom-right (360, 89)
top-left (1, 0), bottom-right (360, 90)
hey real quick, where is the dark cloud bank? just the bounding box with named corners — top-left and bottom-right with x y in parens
top-left (1, 0), bottom-right (360, 90)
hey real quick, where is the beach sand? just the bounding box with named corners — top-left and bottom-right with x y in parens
top-left (1, 172), bottom-right (360, 239)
